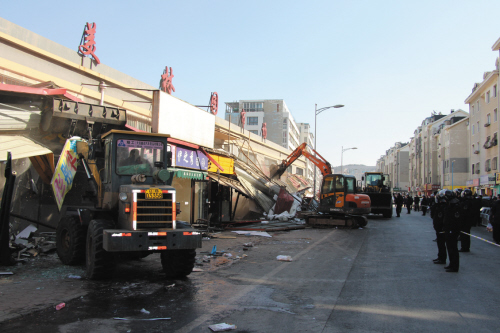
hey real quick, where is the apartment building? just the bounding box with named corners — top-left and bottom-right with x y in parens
top-left (407, 110), bottom-right (468, 196)
top-left (376, 142), bottom-right (409, 193)
top-left (464, 42), bottom-right (500, 195)
top-left (224, 100), bottom-right (301, 151)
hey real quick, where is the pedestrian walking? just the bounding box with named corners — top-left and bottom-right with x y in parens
top-left (406, 195), bottom-right (413, 214)
top-left (395, 193), bottom-right (403, 217)
top-left (432, 191), bottom-right (447, 265)
top-left (442, 190), bottom-right (461, 272)
top-left (414, 195), bottom-right (420, 212)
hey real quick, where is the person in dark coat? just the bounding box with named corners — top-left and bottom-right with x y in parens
top-left (432, 191), bottom-right (447, 265)
top-left (395, 193), bottom-right (404, 217)
top-left (442, 190), bottom-right (461, 272)
top-left (406, 195), bottom-right (414, 214)
top-left (459, 189), bottom-right (474, 252)
top-left (421, 195), bottom-right (429, 216)
top-left (414, 195), bottom-right (420, 211)
top-left (490, 194), bottom-right (500, 244)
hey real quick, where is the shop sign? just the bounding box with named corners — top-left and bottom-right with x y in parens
top-left (496, 173), bottom-right (500, 185)
top-left (480, 174), bottom-right (496, 185)
top-left (473, 178), bottom-right (480, 186)
top-left (78, 22), bottom-right (100, 64)
top-left (207, 154), bottom-right (234, 174)
top-left (51, 139), bottom-right (80, 211)
top-left (466, 180), bottom-right (473, 186)
top-left (173, 146), bottom-right (208, 171)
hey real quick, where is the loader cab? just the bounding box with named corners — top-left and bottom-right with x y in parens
top-left (362, 172), bottom-right (390, 193)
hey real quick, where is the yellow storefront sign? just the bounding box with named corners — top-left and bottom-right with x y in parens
top-left (207, 154), bottom-right (234, 174)
top-left (496, 173), bottom-right (500, 185)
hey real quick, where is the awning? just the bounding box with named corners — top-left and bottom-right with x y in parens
top-left (167, 168), bottom-right (207, 180)
top-left (0, 135), bottom-right (54, 183)
top-left (208, 172), bottom-right (250, 197)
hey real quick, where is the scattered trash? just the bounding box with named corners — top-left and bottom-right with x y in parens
top-left (243, 242), bottom-right (253, 247)
top-left (241, 254), bottom-right (248, 258)
top-left (232, 231), bottom-right (272, 237)
top-left (114, 317), bottom-right (171, 321)
top-left (211, 245), bottom-right (217, 255)
top-left (67, 275), bottom-right (82, 279)
top-left (140, 308), bottom-right (150, 314)
top-left (55, 303), bottom-right (66, 310)
top-left (208, 323), bottom-right (237, 331)
top-left (223, 253), bottom-right (232, 258)
top-left (192, 268), bottom-right (204, 272)
top-left (165, 283), bottom-right (175, 288)
top-left (276, 255), bottom-right (293, 262)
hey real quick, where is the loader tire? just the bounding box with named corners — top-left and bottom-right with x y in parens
top-left (86, 219), bottom-right (114, 280)
top-left (56, 216), bottom-right (86, 265)
top-left (161, 249), bottom-right (196, 279)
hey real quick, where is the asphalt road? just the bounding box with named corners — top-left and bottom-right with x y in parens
top-left (1, 209), bottom-right (499, 333)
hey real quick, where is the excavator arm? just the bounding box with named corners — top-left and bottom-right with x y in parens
top-left (271, 143), bottom-right (332, 179)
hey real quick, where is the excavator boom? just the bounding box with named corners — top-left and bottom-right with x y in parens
top-left (271, 143), bottom-right (332, 179)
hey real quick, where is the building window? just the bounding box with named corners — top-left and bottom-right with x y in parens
top-left (247, 117), bottom-right (258, 125)
top-left (494, 85), bottom-right (498, 98)
top-left (472, 164), bottom-right (475, 174)
top-left (249, 130), bottom-right (258, 135)
top-left (476, 162), bottom-right (480, 174)
top-left (296, 167), bottom-right (304, 176)
top-left (243, 102), bottom-right (263, 112)
top-left (476, 101), bottom-right (480, 113)
top-left (495, 109), bottom-right (498, 122)
top-left (487, 114), bottom-right (491, 125)
top-left (487, 91), bottom-right (491, 104)
top-left (471, 105), bottom-right (475, 115)
top-left (283, 119), bottom-right (288, 130)
top-left (493, 157), bottom-right (498, 170)
top-left (486, 159), bottom-right (491, 172)
top-left (472, 124), bottom-right (475, 135)
top-left (472, 144), bottom-right (475, 152)
top-left (477, 122), bottom-right (479, 133)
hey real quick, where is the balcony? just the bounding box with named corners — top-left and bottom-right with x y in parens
top-left (473, 150), bottom-right (480, 154)
top-left (484, 123), bottom-right (490, 127)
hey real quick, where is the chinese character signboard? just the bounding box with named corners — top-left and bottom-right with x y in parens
top-left (160, 66), bottom-right (175, 94)
top-left (173, 146), bottom-right (208, 171)
top-left (78, 22), bottom-right (100, 64)
top-left (51, 139), bottom-right (80, 210)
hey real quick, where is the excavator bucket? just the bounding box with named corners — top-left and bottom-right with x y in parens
top-left (270, 163), bottom-right (286, 179)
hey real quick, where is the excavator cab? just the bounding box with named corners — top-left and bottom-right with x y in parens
top-left (319, 175), bottom-right (370, 215)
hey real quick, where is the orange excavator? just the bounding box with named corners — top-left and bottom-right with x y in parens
top-left (271, 143), bottom-right (370, 227)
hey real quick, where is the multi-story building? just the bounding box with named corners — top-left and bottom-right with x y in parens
top-left (224, 100), bottom-right (301, 151)
top-left (436, 117), bottom-right (470, 191)
top-left (296, 122), bottom-right (316, 187)
top-left (464, 44), bottom-right (499, 195)
top-left (376, 142), bottom-right (409, 193)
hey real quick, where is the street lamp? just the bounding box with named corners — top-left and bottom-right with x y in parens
top-left (341, 146), bottom-right (357, 174)
top-left (313, 103), bottom-right (344, 199)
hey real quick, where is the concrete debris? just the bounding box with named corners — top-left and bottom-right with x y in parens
top-left (192, 268), bottom-right (204, 272)
top-left (140, 308), bottom-right (150, 314)
top-left (208, 323), bottom-right (237, 331)
top-left (243, 242), bottom-right (254, 247)
top-left (55, 303), bottom-right (65, 310)
top-left (114, 317), bottom-right (171, 321)
top-left (16, 225), bottom-right (38, 240)
top-left (232, 231), bottom-right (272, 237)
top-left (276, 255), bottom-right (293, 262)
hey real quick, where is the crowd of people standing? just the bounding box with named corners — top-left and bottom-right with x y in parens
top-left (394, 189), bottom-right (486, 273)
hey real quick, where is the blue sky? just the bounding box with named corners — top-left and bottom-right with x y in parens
top-left (2, 1), bottom-right (500, 167)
